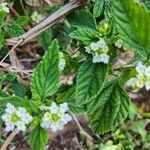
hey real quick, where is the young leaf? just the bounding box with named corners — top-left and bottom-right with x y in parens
top-left (14, 16), bottom-right (28, 26)
top-left (28, 126), bottom-right (48, 150)
top-left (87, 80), bottom-right (130, 134)
top-left (0, 29), bottom-right (4, 49)
top-left (112, 0), bottom-right (150, 57)
top-left (93, 0), bottom-right (104, 18)
top-left (31, 40), bottom-right (60, 101)
top-left (70, 28), bottom-right (98, 45)
top-left (0, 11), bottom-right (6, 26)
top-left (76, 59), bottom-right (108, 104)
top-left (68, 10), bottom-right (97, 30)
top-left (37, 28), bottom-right (52, 50)
top-left (6, 73), bottom-right (26, 97)
top-left (130, 120), bottom-right (147, 141)
top-left (7, 23), bottom-right (25, 37)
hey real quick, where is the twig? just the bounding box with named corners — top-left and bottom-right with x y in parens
top-left (0, 130), bottom-right (19, 150)
top-left (72, 114), bottom-right (94, 141)
top-left (0, 62), bottom-right (32, 75)
top-left (0, 39), bottom-right (23, 64)
top-left (6, 0), bottom-right (86, 46)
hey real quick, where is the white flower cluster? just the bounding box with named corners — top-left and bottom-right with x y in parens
top-left (31, 11), bottom-right (43, 23)
top-left (59, 52), bottom-right (66, 71)
top-left (40, 102), bottom-right (72, 132)
top-left (0, 2), bottom-right (9, 13)
top-left (1, 103), bottom-right (33, 132)
top-left (85, 38), bottom-right (110, 64)
top-left (127, 62), bottom-right (150, 90)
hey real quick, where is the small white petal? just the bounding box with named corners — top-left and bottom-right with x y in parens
top-left (49, 102), bottom-right (59, 114)
top-left (59, 102), bottom-right (68, 113)
top-left (145, 66), bottom-right (150, 77)
top-left (99, 53), bottom-right (110, 64)
top-left (96, 38), bottom-right (107, 49)
top-left (15, 121), bottom-right (26, 132)
top-left (90, 42), bottom-right (99, 51)
top-left (1, 114), bottom-right (12, 122)
top-left (126, 78), bottom-right (137, 87)
top-left (136, 62), bottom-right (146, 74)
top-left (5, 103), bottom-right (16, 114)
top-left (61, 114), bottom-right (72, 124)
top-left (145, 81), bottom-right (150, 90)
top-left (85, 47), bottom-right (91, 53)
top-left (5, 122), bottom-right (14, 132)
top-left (59, 58), bottom-right (66, 71)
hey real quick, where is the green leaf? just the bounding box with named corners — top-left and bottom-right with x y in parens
top-left (6, 73), bottom-right (26, 97)
top-left (70, 28), bottom-right (98, 45)
top-left (68, 10), bottom-right (97, 30)
top-left (31, 40), bottom-right (60, 101)
top-left (0, 29), bottom-right (4, 49)
top-left (57, 87), bottom-right (86, 114)
top-left (112, 0), bottom-right (150, 57)
top-left (130, 120), bottom-right (147, 141)
top-left (0, 11), bottom-right (6, 26)
top-left (7, 23), bottom-right (25, 37)
top-left (76, 59), bottom-right (108, 104)
top-left (93, 0), bottom-right (104, 18)
top-left (87, 81), bottom-right (130, 134)
top-left (14, 16), bottom-right (28, 26)
top-left (0, 96), bottom-right (24, 111)
top-left (37, 28), bottom-right (52, 50)
top-left (28, 126), bottom-right (49, 150)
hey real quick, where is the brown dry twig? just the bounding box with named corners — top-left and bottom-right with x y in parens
top-left (0, 129), bottom-right (19, 150)
top-left (6, 0), bottom-right (86, 46)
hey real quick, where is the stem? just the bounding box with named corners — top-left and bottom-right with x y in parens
top-left (0, 39), bottom-right (23, 64)
top-left (6, 0), bottom-right (86, 46)
top-left (0, 130), bottom-right (18, 150)
top-left (72, 114), bottom-right (94, 141)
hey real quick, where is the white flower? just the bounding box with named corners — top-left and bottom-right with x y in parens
top-left (85, 47), bottom-right (91, 53)
top-left (16, 107), bottom-right (27, 117)
top-left (50, 122), bottom-right (59, 132)
top-left (5, 103), bottom-right (16, 114)
top-left (40, 102), bottom-right (72, 132)
top-left (127, 78), bottom-right (137, 87)
top-left (115, 39), bottom-right (123, 49)
top-left (136, 62), bottom-right (146, 74)
top-left (92, 56), bottom-right (100, 63)
top-left (1, 114), bottom-right (12, 122)
top-left (145, 81), bottom-right (150, 90)
top-left (2, 103), bottom-right (33, 132)
top-left (49, 102), bottom-right (59, 114)
top-left (5, 122), bottom-right (14, 132)
top-left (97, 38), bottom-right (107, 49)
top-left (59, 102), bottom-right (68, 113)
top-left (90, 42), bottom-right (100, 51)
top-left (145, 66), bottom-right (150, 77)
top-left (31, 11), bottom-right (43, 23)
top-left (1, 2), bottom-right (9, 13)
top-left (60, 114), bottom-right (72, 124)
top-left (41, 119), bottom-right (51, 129)
top-left (40, 105), bottom-right (49, 111)
top-left (43, 112), bottom-right (52, 121)
top-left (59, 58), bottom-right (66, 71)
top-left (99, 53), bottom-right (110, 64)
top-left (136, 79), bottom-right (144, 88)
top-left (15, 121), bottom-right (26, 132)
top-left (21, 113), bottom-right (33, 124)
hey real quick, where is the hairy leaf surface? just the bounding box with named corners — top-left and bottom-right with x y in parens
top-left (87, 81), bottom-right (130, 134)
top-left (28, 126), bottom-right (48, 150)
top-left (31, 40), bottom-right (60, 101)
top-left (76, 59), bottom-right (108, 104)
top-left (113, 0), bottom-right (150, 57)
